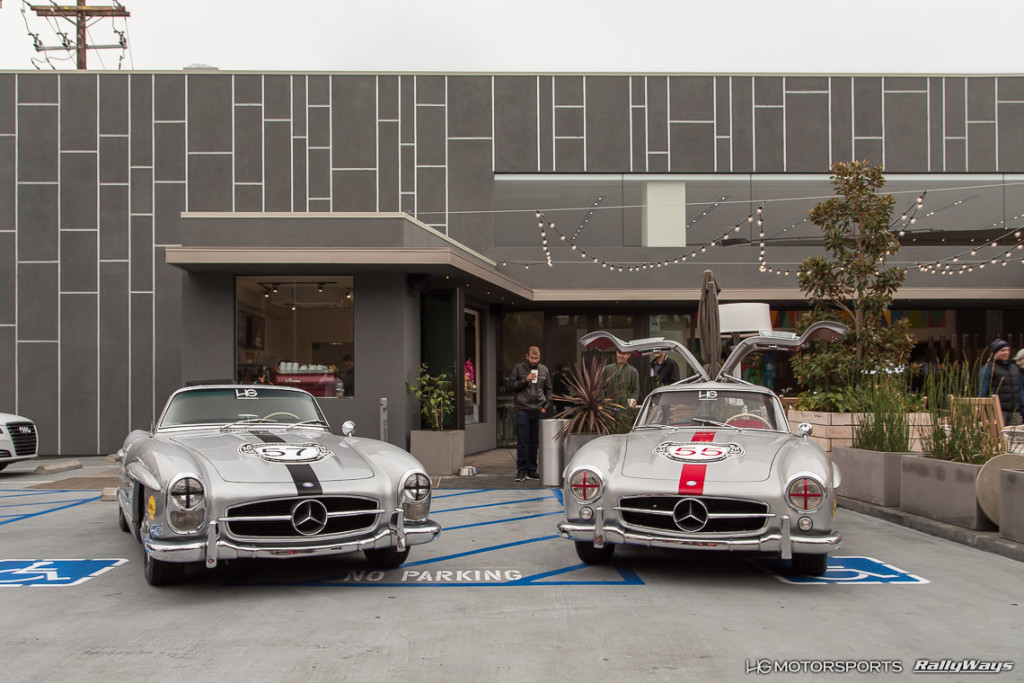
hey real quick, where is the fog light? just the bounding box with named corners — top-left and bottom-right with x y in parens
top-left (798, 516), bottom-right (813, 531)
top-left (580, 506), bottom-right (594, 520)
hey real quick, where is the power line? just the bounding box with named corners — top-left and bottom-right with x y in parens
top-left (25, 1), bottom-right (129, 69)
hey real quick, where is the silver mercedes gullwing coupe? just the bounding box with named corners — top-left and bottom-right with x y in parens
top-left (116, 384), bottom-right (440, 586)
top-left (558, 321), bottom-right (848, 577)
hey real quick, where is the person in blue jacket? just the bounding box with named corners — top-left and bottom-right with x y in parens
top-left (978, 339), bottom-right (1023, 426)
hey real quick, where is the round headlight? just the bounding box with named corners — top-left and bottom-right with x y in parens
top-left (403, 472), bottom-right (431, 502)
top-left (569, 469), bottom-right (603, 502)
top-left (787, 477), bottom-right (824, 512)
top-left (169, 477), bottom-right (204, 510)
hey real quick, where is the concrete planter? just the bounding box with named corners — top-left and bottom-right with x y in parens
top-left (899, 455), bottom-right (995, 530)
top-left (409, 430), bottom-right (465, 476)
top-left (833, 446), bottom-right (914, 507)
top-left (564, 434), bottom-right (605, 463)
top-left (999, 469), bottom-right (1024, 543)
top-left (786, 410), bottom-right (931, 456)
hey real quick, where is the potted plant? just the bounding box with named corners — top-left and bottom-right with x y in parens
top-left (407, 363), bottom-right (464, 475)
top-left (554, 355), bottom-right (626, 461)
top-left (900, 358), bottom-right (999, 529)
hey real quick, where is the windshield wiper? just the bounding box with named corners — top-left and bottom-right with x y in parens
top-left (633, 425), bottom-right (675, 430)
top-left (691, 417), bottom-right (735, 428)
top-left (219, 417), bottom-right (273, 431)
top-left (286, 419), bottom-right (330, 431)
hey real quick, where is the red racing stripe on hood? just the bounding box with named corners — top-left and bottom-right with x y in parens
top-left (692, 431), bottom-right (716, 442)
top-left (677, 431), bottom-right (714, 494)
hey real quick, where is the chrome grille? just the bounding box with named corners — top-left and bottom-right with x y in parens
top-left (5, 422), bottom-right (37, 457)
top-left (617, 495), bottom-right (771, 534)
top-left (225, 496), bottom-right (382, 539)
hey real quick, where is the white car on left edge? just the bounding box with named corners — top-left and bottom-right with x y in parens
top-left (0, 413), bottom-right (38, 470)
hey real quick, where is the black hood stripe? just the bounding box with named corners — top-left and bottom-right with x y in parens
top-left (252, 431), bottom-right (323, 495)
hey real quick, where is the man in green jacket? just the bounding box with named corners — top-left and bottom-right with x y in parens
top-left (603, 350), bottom-right (640, 408)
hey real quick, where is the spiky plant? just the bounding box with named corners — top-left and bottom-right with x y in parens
top-left (553, 355), bottom-right (624, 438)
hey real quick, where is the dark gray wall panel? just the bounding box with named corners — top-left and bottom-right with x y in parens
top-left (60, 293), bottom-right (97, 454)
top-left (884, 92), bottom-right (928, 171)
top-left (754, 108), bottom-right (783, 171)
top-left (60, 74), bottom-right (97, 151)
top-left (447, 76), bottom-right (490, 138)
top-left (731, 77), bottom-right (753, 172)
top-left (100, 136), bottom-right (129, 183)
top-left (944, 77), bottom-right (966, 137)
top-left (968, 77), bottom-right (995, 121)
top-left (555, 106), bottom-right (583, 137)
top-left (0, 233), bottom-right (12, 323)
top-left (0, 327), bottom-right (11, 408)
top-left (264, 120), bottom-right (291, 211)
top-left (539, 76), bottom-right (552, 171)
top-left (755, 77), bottom-right (783, 106)
top-left (130, 215), bottom-right (153, 292)
top-left (99, 260), bottom-right (129, 446)
top-left (670, 122), bottom-right (714, 172)
top-left (786, 93), bottom-right (829, 172)
top-left (292, 139), bottom-right (307, 211)
top-left (153, 253), bottom-right (182, 407)
top-left (945, 138), bottom-right (966, 172)
top-left (234, 184), bottom-right (262, 211)
top-left (308, 147), bottom-right (330, 198)
top-left (308, 75), bottom-right (329, 106)
top-left (154, 75), bottom-right (185, 120)
top-left (999, 76), bottom-right (1024, 101)
top-left (715, 76), bottom-right (730, 134)
top-left (448, 139), bottom-right (493, 252)
top-left (929, 78), bottom-right (943, 171)
top-left (998, 103), bottom-right (1024, 170)
top-left (555, 77), bottom-right (583, 105)
top-left (400, 76), bottom-right (415, 144)
top-left (60, 152), bottom-right (97, 228)
top-left (830, 77), bottom-right (852, 164)
top-left (17, 184), bottom-right (58, 261)
top-left (401, 144), bottom-right (414, 194)
top-left (968, 121), bottom-right (995, 170)
top-left (854, 77), bottom-right (882, 137)
top-left (17, 262), bottom-right (57, 340)
top-left (648, 152), bottom-right (668, 172)
top-left (129, 292), bottom-right (154, 427)
top-left (234, 105), bottom-right (263, 183)
top-left (416, 75), bottom-right (445, 105)
top-left (234, 74), bottom-right (262, 104)
top-left (416, 166), bottom-right (445, 218)
top-left (129, 74), bottom-right (152, 166)
top-left (154, 122), bottom-right (185, 181)
top-left (100, 184), bottom-right (129, 260)
top-left (18, 73), bottom-right (57, 104)
top-left (632, 107), bottom-right (647, 171)
top-left (60, 231), bottom-right (97, 292)
top-left (788, 77), bottom-right (829, 92)
top-left (717, 138), bottom-right (731, 172)
top-left (292, 76), bottom-right (307, 137)
top-left (186, 155), bottom-right (232, 211)
top-left (17, 341), bottom-right (58, 454)
top-left (187, 75), bottom-right (232, 152)
top-left (647, 76), bottom-right (668, 153)
top-left (493, 77), bottom-right (538, 172)
top-left (854, 138), bottom-right (884, 167)
top-left (180, 272), bottom-right (233, 386)
top-left (308, 105), bottom-right (330, 148)
top-left (555, 137), bottom-right (584, 172)
top-left (130, 167), bottom-right (152, 214)
top-left (885, 77), bottom-right (927, 91)
top-left (309, 199), bottom-right (331, 212)
top-left (378, 75), bottom-right (399, 120)
top-left (378, 121), bottom-right (399, 212)
top-left (0, 74), bottom-right (14, 134)
top-left (18, 104), bottom-right (58, 182)
top-left (264, 75), bottom-right (291, 120)
top-left (332, 75), bottom-right (377, 169)
top-left (0, 136), bottom-right (12, 228)
top-left (585, 76), bottom-right (630, 172)
top-left (333, 170), bottom-right (376, 212)
top-left (416, 104), bottom-right (446, 167)
top-left (670, 76), bottom-right (714, 121)
top-left (155, 182), bottom-right (186, 244)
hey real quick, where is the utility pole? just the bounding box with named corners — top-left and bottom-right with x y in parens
top-left (28, 1), bottom-right (130, 69)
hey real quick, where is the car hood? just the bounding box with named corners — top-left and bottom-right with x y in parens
top-left (621, 429), bottom-right (792, 483)
top-left (166, 430), bottom-right (374, 483)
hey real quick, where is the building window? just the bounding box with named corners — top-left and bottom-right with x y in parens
top-left (235, 276), bottom-right (355, 397)
top-left (464, 308), bottom-right (481, 425)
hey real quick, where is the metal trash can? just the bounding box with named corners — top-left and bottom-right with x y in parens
top-left (539, 418), bottom-right (569, 487)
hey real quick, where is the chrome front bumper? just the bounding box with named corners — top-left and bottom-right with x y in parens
top-left (558, 511), bottom-right (839, 559)
top-left (144, 513), bottom-right (441, 567)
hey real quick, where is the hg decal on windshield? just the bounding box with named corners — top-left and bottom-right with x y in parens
top-left (653, 441), bottom-right (743, 462)
top-left (238, 442), bottom-right (333, 463)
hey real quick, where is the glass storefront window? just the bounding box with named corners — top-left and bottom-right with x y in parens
top-left (464, 308), bottom-right (481, 425)
top-left (235, 276), bottom-right (355, 398)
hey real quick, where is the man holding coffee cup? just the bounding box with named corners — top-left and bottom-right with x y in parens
top-left (506, 345), bottom-right (552, 482)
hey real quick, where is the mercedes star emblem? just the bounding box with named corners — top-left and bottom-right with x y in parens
top-left (673, 498), bottom-right (710, 532)
top-left (291, 499), bottom-right (329, 535)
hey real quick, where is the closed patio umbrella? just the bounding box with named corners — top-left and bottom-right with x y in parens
top-left (697, 270), bottom-right (722, 378)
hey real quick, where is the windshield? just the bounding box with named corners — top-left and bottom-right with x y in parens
top-left (637, 388), bottom-right (783, 431)
top-left (159, 387), bottom-right (327, 428)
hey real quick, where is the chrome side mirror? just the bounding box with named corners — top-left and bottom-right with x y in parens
top-left (797, 422), bottom-right (813, 438)
top-left (341, 420), bottom-right (355, 437)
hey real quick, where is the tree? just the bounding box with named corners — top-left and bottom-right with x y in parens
top-left (791, 161), bottom-right (915, 409)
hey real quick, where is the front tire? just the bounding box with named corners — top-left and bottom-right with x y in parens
top-left (143, 549), bottom-right (186, 586)
top-left (117, 503), bottom-right (129, 532)
top-left (792, 553), bottom-right (829, 577)
top-left (364, 547), bottom-right (410, 569)
top-left (575, 541), bottom-right (615, 564)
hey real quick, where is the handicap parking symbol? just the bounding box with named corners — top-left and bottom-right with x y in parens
top-left (0, 559), bottom-right (127, 587)
top-left (771, 556), bottom-right (929, 585)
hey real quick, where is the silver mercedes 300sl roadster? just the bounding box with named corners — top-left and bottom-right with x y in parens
top-left (116, 384), bottom-right (440, 585)
top-left (558, 321), bottom-right (847, 576)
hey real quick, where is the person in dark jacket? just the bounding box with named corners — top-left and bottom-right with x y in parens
top-left (649, 351), bottom-right (680, 388)
top-left (506, 346), bottom-right (553, 481)
top-left (978, 339), bottom-right (1023, 426)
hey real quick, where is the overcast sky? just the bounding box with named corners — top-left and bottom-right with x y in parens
top-left (0, 0), bottom-right (1021, 73)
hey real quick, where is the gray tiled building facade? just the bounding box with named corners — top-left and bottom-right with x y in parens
top-left (2, 71), bottom-right (1023, 456)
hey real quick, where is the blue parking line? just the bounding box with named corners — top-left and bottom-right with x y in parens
top-left (0, 495), bottom-right (101, 526)
top-left (432, 496), bottom-right (553, 514)
top-left (432, 489), bottom-right (495, 499)
top-left (400, 534), bottom-right (560, 567)
top-left (444, 510), bottom-right (563, 531)
top-left (510, 563), bottom-right (645, 586)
